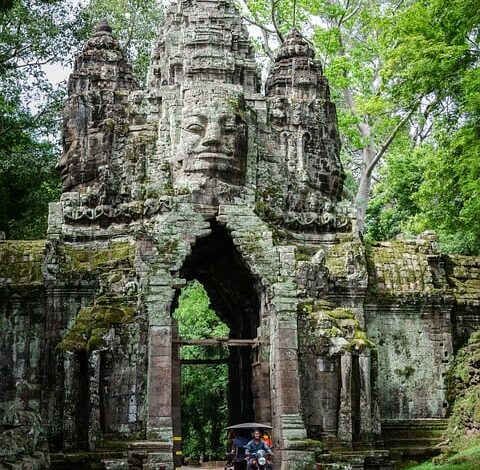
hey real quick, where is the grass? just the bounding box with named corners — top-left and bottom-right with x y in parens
top-left (407, 445), bottom-right (480, 470)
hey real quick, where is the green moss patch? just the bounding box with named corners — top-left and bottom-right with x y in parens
top-left (57, 295), bottom-right (135, 352)
top-left (444, 330), bottom-right (480, 450)
top-left (59, 241), bottom-right (134, 274)
top-left (0, 240), bottom-right (45, 286)
top-left (298, 301), bottom-right (375, 352)
top-left (407, 443), bottom-right (480, 470)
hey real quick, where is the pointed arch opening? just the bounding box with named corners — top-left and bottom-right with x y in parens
top-left (171, 220), bottom-right (270, 461)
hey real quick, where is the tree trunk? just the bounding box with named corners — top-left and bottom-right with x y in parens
top-left (355, 142), bottom-right (375, 233)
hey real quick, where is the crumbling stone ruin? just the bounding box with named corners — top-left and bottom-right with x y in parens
top-left (1, 1), bottom-right (480, 469)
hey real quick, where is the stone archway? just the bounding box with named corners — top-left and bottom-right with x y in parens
top-left (175, 220), bottom-right (270, 428)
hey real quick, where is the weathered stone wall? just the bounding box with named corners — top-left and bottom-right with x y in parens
top-left (447, 254), bottom-right (480, 349)
top-left (0, 241), bottom-right (46, 422)
top-left (50, 239), bottom-right (145, 449)
top-left (2, 1), bottom-right (480, 469)
top-left (365, 237), bottom-right (480, 422)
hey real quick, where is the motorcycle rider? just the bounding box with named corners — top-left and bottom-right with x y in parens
top-left (245, 429), bottom-right (272, 469)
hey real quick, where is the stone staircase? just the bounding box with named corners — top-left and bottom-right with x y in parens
top-left (316, 450), bottom-right (394, 470)
top-left (50, 440), bottom-right (171, 470)
top-left (315, 436), bottom-right (393, 469)
top-left (381, 419), bottom-right (447, 464)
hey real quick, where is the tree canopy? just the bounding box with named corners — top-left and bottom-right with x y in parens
top-left (0, 0), bottom-right (81, 238)
top-left (1, 0), bottom-right (478, 252)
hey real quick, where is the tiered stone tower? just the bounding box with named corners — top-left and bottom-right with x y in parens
top-left (2, 1), bottom-right (480, 469)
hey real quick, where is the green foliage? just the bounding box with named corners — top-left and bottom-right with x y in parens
top-left (365, 141), bottom-right (425, 242)
top-left (383, 0), bottom-right (479, 108)
top-left (409, 125), bottom-right (480, 255)
top-left (78, 0), bottom-right (163, 83)
top-left (366, 0), bottom-right (480, 254)
top-left (173, 281), bottom-right (229, 461)
top-left (0, 0), bottom-right (81, 238)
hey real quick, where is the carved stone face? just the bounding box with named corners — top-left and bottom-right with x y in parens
top-left (173, 88), bottom-right (247, 187)
top-left (57, 96), bottom-right (103, 192)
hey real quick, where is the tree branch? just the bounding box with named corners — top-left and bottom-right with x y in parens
top-left (259, 25), bottom-right (275, 60)
top-left (337, 0), bottom-right (350, 26)
top-left (343, 2), bottom-right (361, 24)
top-left (365, 102), bottom-right (420, 177)
top-left (393, 0), bottom-right (406, 13)
top-left (271, 0), bottom-right (284, 43)
top-left (242, 15), bottom-right (277, 34)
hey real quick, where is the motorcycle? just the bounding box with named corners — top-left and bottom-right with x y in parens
top-left (224, 422), bottom-right (273, 470)
top-left (249, 449), bottom-right (272, 470)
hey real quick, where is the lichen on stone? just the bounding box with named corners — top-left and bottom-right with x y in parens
top-left (57, 294), bottom-right (135, 352)
top-left (298, 300), bottom-right (375, 352)
top-left (59, 241), bottom-right (134, 274)
top-left (0, 240), bottom-right (45, 286)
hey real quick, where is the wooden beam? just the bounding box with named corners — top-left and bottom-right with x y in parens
top-left (181, 358), bottom-right (231, 365)
top-left (174, 338), bottom-right (259, 347)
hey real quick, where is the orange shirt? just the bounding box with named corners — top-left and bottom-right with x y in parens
top-left (261, 435), bottom-right (272, 448)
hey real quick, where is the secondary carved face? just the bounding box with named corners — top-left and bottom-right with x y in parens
top-left (173, 89), bottom-right (247, 187)
top-left (57, 96), bottom-right (105, 192)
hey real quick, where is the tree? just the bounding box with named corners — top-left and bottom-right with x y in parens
top-left (78, 0), bottom-right (163, 83)
top-left (172, 281), bottom-right (230, 461)
top-left (366, 0), bottom-right (480, 253)
top-left (240, 0), bottom-right (420, 232)
top-left (0, 0), bottom-right (81, 238)
top-left (364, 136), bottom-right (424, 242)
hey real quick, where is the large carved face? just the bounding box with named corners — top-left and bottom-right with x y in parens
top-left (57, 95), bottom-right (107, 192)
top-left (172, 88), bottom-right (247, 187)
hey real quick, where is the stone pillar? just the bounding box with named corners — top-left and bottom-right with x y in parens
top-left (89, 351), bottom-right (101, 450)
top-left (359, 351), bottom-right (375, 445)
top-left (147, 322), bottom-right (173, 442)
top-left (171, 321), bottom-right (182, 470)
top-left (338, 353), bottom-right (353, 446)
top-left (145, 319), bottom-right (174, 470)
top-left (270, 316), bottom-right (315, 470)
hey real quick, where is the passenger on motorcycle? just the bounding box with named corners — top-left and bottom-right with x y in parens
top-left (245, 430), bottom-right (272, 470)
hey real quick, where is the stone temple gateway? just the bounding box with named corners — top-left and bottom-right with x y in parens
top-left (1, 0), bottom-right (480, 469)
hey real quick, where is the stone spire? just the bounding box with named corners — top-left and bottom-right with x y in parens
top-left (69, 19), bottom-right (135, 95)
top-left (258, 29), bottom-right (348, 232)
top-left (266, 28), bottom-right (325, 98)
top-left (144, 0), bottom-right (260, 213)
top-left (147, 0), bottom-right (259, 93)
top-left (58, 20), bottom-right (135, 202)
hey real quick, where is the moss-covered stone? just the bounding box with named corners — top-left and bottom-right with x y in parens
top-left (298, 300), bottom-right (375, 352)
top-left (59, 241), bottom-right (134, 275)
top-left (445, 330), bottom-right (480, 450)
top-left (295, 245), bottom-right (317, 262)
top-left (0, 240), bottom-right (45, 286)
top-left (57, 295), bottom-right (135, 352)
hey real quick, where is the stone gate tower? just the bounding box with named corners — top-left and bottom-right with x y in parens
top-left (3, 0), bottom-right (480, 469)
top-left (47, 0), bottom-right (366, 466)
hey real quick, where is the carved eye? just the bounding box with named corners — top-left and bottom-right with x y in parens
top-left (186, 122), bottom-right (204, 134)
top-left (222, 120), bottom-right (238, 134)
top-left (223, 125), bottom-right (237, 134)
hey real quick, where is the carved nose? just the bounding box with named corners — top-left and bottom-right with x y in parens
top-left (201, 123), bottom-right (221, 147)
